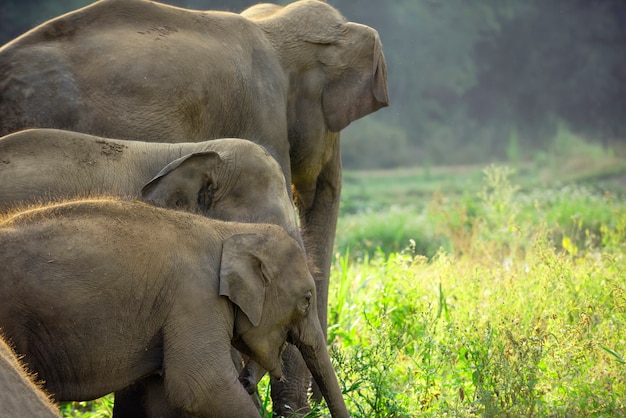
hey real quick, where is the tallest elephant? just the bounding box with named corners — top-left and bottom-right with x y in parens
top-left (0, 0), bottom-right (389, 414)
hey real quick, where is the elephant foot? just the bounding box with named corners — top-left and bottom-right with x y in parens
top-left (270, 380), bottom-right (311, 417)
top-left (270, 344), bottom-right (312, 417)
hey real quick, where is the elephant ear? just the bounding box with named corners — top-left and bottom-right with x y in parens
top-left (140, 151), bottom-right (223, 213)
top-left (322, 29), bottom-right (389, 132)
top-left (219, 233), bottom-right (273, 327)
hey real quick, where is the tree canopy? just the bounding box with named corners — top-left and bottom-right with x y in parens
top-left (2, 0), bottom-right (624, 167)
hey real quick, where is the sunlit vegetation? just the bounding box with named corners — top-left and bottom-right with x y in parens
top-left (325, 165), bottom-right (625, 417)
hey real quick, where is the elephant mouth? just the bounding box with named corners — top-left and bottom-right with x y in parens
top-left (265, 341), bottom-right (288, 381)
top-left (279, 340), bottom-right (288, 356)
top-left (269, 364), bottom-right (285, 382)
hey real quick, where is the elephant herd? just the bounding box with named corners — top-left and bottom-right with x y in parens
top-left (0, 0), bottom-right (388, 416)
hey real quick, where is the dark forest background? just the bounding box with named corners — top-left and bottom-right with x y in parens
top-left (2, 0), bottom-right (625, 168)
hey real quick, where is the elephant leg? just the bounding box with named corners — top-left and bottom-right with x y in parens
top-left (113, 383), bottom-right (150, 418)
top-left (270, 344), bottom-right (312, 416)
top-left (114, 349), bottom-right (259, 417)
top-left (113, 376), bottom-right (179, 418)
top-left (273, 137), bottom-right (342, 411)
top-left (161, 317), bottom-right (261, 417)
top-left (298, 138), bottom-right (342, 403)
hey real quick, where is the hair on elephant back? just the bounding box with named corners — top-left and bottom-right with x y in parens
top-left (0, 0), bottom-right (388, 413)
top-left (0, 336), bottom-right (60, 417)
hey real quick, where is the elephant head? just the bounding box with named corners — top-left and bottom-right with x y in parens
top-left (244, 0), bottom-right (389, 141)
top-left (219, 232), bottom-right (348, 418)
top-left (140, 142), bottom-right (299, 241)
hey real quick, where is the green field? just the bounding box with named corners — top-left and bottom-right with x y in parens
top-left (328, 163), bottom-right (626, 417)
top-left (61, 154), bottom-right (626, 417)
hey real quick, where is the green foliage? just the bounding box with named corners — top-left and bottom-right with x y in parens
top-left (341, 163), bottom-right (626, 259)
top-left (506, 128), bottom-right (521, 163)
top-left (327, 167), bottom-right (626, 417)
top-left (60, 396), bottom-right (113, 417)
top-left (326, 237), bottom-right (626, 416)
top-left (334, 206), bottom-right (449, 261)
top-left (340, 165), bottom-right (486, 215)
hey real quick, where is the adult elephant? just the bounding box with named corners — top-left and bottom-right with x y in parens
top-left (0, 199), bottom-right (349, 418)
top-left (0, 0), bottom-right (389, 413)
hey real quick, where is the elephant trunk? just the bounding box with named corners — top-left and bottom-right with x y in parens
top-left (297, 332), bottom-right (349, 418)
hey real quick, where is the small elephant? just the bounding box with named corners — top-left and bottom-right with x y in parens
top-left (0, 336), bottom-right (60, 417)
top-left (0, 128), bottom-right (298, 240)
top-left (0, 198), bottom-right (348, 418)
top-left (0, 1), bottom-right (389, 409)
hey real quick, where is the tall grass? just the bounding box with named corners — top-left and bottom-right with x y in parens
top-left (326, 165), bottom-right (626, 417)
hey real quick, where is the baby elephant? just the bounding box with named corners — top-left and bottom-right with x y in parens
top-left (0, 337), bottom-right (60, 417)
top-left (0, 199), bottom-right (348, 418)
top-left (0, 128), bottom-right (298, 239)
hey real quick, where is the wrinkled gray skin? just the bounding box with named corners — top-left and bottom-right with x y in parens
top-left (0, 199), bottom-right (349, 418)
top-left (0, 336), bottom-right (60, 418)
top-left (0, 129), bottom-right (298, 239)
top-left (0, 0), bottom-right (389, 412)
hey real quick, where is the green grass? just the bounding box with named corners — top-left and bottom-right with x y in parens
top-left (326, 164), bottom-right (626, 417)
top-left (328, 214), bottom-right (625, 416)
top-left (59, 157), bottom-right (626, 417)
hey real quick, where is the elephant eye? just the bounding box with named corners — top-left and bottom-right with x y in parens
top-left (174, 192), bottom-right (187, 209)
top-left (299, 291), bottom-right (312, 315)
top-left (198, 181), bottom-right (214, 215)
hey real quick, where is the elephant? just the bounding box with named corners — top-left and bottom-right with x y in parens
top-left (0, 336), bottom-right (60, 417)
top-left (0, 0), bottom-right (389, 411)
top-left (0, 128), bottom-right (302, 412)
top-left (0, 198), bottom-right (349, 418)
top-left (0, 128), bottom-right (298, 239)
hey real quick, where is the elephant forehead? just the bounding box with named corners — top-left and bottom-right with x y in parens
top-left (229, 148), bottom-right (289, 197)
top-left (275, 244), bottom-right (314, 287)
top-left (232, 143), bottom-right (282, 173)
